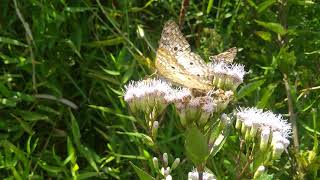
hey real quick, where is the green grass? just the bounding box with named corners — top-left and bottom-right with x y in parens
top-left (0, 0), bottom-right (319, 179)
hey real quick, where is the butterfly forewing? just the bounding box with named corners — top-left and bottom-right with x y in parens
top-left (159, 20), bottom-right (191, 58)
top-left (159, 21), bottom-right (212, 77)
top-left (156, 20), bottom-right (214, 91)
top-left (156, 48), bottom-right (213, 90)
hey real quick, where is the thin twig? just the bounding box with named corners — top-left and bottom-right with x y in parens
top-left (236, 139), bottom-right (244, 178)
top-left (13, 0), bottom-right (37, 92)
top-left (237, 155), bottom-right (253, 180)
top-left (283, 75), bottom-right (299, 148)
top-left (179, 0), bottom-right (190, 28)
top-left (278, 0), bottom-right (299, 150)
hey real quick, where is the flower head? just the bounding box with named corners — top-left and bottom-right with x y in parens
top-left (208, 89), bottom-right (234, 112)
top-left (236, 107), bottom-right (292, 155)
top-left (124, 78), bottom-right (173, 118)
top-left (209, 62), bottom-right (245, 91)
top-left (175, 94), bottom-right (217, 127)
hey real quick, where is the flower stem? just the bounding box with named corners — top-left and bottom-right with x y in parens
top-left (197, 163), bottom-right (205, 180)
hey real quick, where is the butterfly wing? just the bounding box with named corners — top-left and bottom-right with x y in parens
top-left (155, 48), bottom-right (213, 90)
top-left (159, 20), bottom-right (212, 80)
top-left (159, 20), bottom-right (191, 58)
top-left (209, 47), bottom-right (237, 63)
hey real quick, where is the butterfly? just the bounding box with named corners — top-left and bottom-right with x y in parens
top-left (209, 47), bottom-right (237, 63)
top-left (155, 20), bottom-right (214, 90)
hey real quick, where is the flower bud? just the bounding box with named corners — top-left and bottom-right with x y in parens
top-left (166, 175), bottom-right (172, 180)
top-left (163, 153), bottom-right (168, 167)
top-left (272, 142), bottom-right (285, 159)
top-left (249, 123), bottom-right (259, 139)
top-left (220, 114), bottom-right (231, 129)
top-left (137, 25), bottom-right (145, 38)
top-left (241, 122), bottom-right (247, 135)
top-left (253, 165), bottom-right (265, 179)
top-left (235, 117), bottom-right (242, 130)
top-left (211, 134), bottom-right (225, 153)
top-left (171, 158), bottom-right (180, 170)
top-left (244, 121), bottom-right (252, 141)
top-left (260, 128), bottom-right (270, 151)
top-left (163, 167), bottom-right (170, 176)
top-left (188, 170), bottom-right (216, 180)
top-left (152, 157), bottom-right (159, 170)
top-left (152, 121), bottom-right (159, 137)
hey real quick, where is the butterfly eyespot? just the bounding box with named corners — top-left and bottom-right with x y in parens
top-left (197, 74), bottom-right (200, 77)
top-left (190, 62), bottom-right (193, 65)
top-left (173, 47), bottom-right (178, 51)
top-left (171, 66), bottom-right (175, 69)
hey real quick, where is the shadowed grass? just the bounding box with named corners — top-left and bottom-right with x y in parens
top-left (0, 0), bottom-right (319, 179)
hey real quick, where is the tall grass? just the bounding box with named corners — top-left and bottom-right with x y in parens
top-left (0, 0), bottom-right (319, 179)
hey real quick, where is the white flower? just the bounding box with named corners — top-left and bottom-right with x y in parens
top-left (254, 165), bottom-right (265, 179)
top-left (209, 62), bottom-right (246, 91)
top-left (188, 169), bottom-right (216, 180)
top-left (124, 78), bottom-right (173, 117)
top-left (174, 95), bottom-right (217, 127)
top-left (166, 87), bottom-right (192, 103)
top-left (236, 107), bottom-right (292, 151)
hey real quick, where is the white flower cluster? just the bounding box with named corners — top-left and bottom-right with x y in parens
top-left (175, 95), bottom-right (217, 127)
top-left (236, 107), bottom-right (292, 159)
top-left (209, 62), bottom-right (246, 91)
top-left (124, 78), bottom-right (173, 102)
top-left (188, 169), bottom-right (216, 180)
top-left (124, 78), bottom-right (173, 114)
top-left (124, 78), bottom-right (235, 127)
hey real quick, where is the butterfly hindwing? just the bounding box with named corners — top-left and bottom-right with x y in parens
top-left (209, 47), bottom-right (237, 63)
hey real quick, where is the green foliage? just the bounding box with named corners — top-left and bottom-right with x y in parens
top-left (130, 162), bottom-right (155, 180)
top-left (185, 126), bottom-right (210, 166)
top-left (0, 0), bottom-right (319, 179)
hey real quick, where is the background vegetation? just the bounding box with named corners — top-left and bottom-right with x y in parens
top-left (0, 0), bottom-right (319, 179)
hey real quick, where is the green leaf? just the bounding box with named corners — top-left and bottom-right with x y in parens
top-left (116, 131), bottom-right (154, 146)
top-left (0, 36), bottom-right (28, 47)
top-left (100, 65), bottom-right (120, 76)
top-left (66, 136), bottom-right (76, 165)
top-left (255, 20), bottom-right (287, 35)
top-left (16, 110), bottom-right (49, 121)
top-left (65, 39), bottom-right (82, 58)
top-left (69, 111), bottom-right (99, 172)
top-left (78, 144), bottom-right (99, 172)
top-left (276, 46), bottom-right (296, 73)
top-left (70, 111), bottom-right (81, 145)
top-left (185, 126), bottom-right (209, 165)
top-left (237, 80), bottom-right (266, 99)
top-left (37, 160), bottom-right (63, 173)
top-left (255, 31), bottom-right (272, 41)
top-left (85, 37), bottom-right (124, 47)
top-left (257, 0), bottom-right (276, 13)
top-left (257, 83), bottom-right (278, 109)
top-left (0, 83), bottom-right (11, 97)
top-left (255, 173), bottom-right (274, 180)
top-left (206, 0), bottom-right (214, 14)
top-left (77, 172), bottom-right (102, 180)
top-left (130, 162), bottom-right (155, 180)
